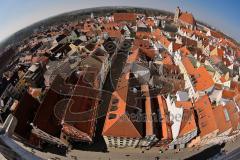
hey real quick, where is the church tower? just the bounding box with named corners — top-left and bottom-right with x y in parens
top-left (90, 12), bottom-right (94, 19)
top-left (174, 6), bottom-right (181, 23)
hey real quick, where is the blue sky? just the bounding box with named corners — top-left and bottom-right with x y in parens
top-left (0, 0), bottom-right (239, 42)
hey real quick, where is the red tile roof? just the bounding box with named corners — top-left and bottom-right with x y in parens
top-left (236, 49), bottom-right (240, 58)
top-left (113, 13), bottom-right (136, 22)
top-left (162, 53), bottom-right (174, 65)
top-left (217, 48), bottom-right (224, 58)
top-left (136, 31), bottom-right (151, 39)
top-left (210, 55), bottom-right (222, 64)
top-left (133, 39), bottom-right (150, 49)
top-left (195, 95), bottom-right (218, 137)
top-left (32, 56), bottom-right (49, 65)
top-left (33, 75), bottom-right (67, 137)
top-left (175, 101), bottom-right (193, 109)
top-left (182, 56), bottom-right (195, 74)
top-left (208, 30), bottom-right (222, 39)
top-left (179, 46), bottom-right (191, 56)
top-left (62, 124), bottom-right (92, 142)
top-left (145, 18), bottom-right (155, 27)
top-left (160, 35), bottom-right (171, 48)
top-left (178, 12), bottom-right (196, 26)
top-left (230, 81), bottom-right (240, 92)
top-left (220, 76), bottom-right (227, 83)
top-left (13, 93), bottom-right (40, 139)
top-left (213, 105), bottom-right (232, 134)
top-left (194, 30), bottom-right (207, 39)
top-left (140, 48), bottom-right (156, 59)
top-left (214, 83), bottom-right (223, 90)
top-left (28, 87), bottom-right (42, 98)
top-left (102, 70), bottom-right (143, 138)
top-left (152, 28), bottom-right (162, 40)
top-left (171, 42), bottom-right (183, 52)
top-left (180, 27), bottom-right (194, 36)
top-left (141, 85), bottom-right (153, 136)
top-left (182, 37), bottom-right (197, 47)
top-left (102, 22), bottom-right (123, 38)
top-left (127, 48), bottom-right (139, 63)
top-left (225, 102), bottom-right (240, 131)
top-left (157, 95), bottom-right (172, 140)
top-left (193, 66), bottom-right (214, 91)
top-left (222, 89), bottom-right (236, 100)
top-left (234, 94), bottom-right (240, 108)
top-left (62, 70), bottom-right (99, 142)
top-left (178, 109), bottom-right (197, 137)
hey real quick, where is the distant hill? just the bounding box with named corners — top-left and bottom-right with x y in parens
top-left (0, 6), bottom-right (238, 57)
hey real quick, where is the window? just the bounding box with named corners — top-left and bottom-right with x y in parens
top-left (110, 105), bottom-right (118, 111)
top-left (108, 113), bottom-right (117, 119)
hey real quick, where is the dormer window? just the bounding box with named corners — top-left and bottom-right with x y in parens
top-left (108, 113), bottom-right (117, 119)
top-left (110, 106), bottom-right (118, 112)
top-left (112, 98), bottom-right (119, 105)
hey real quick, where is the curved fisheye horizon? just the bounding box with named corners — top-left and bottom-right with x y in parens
top-left (0, 1), bottom-right (240, 160)
top-left (0, 0), bottom-right (240, 43)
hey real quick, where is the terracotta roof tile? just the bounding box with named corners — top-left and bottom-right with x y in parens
top-left (234, 94), bottom-right (240, 108)
top-left (175, 101), bottom-right (193, 109)
top-left (179, 46), bottom-right (191, 56)
top-left (193, 66), bottom-right (214, 91)
top-left (225, 102), bottom-right (240, 131)
top-left (113, 13), bottom-right (136, 22)
top-left (230, 81), bottom-right (240, 92)
top-left (32, 56), bottom-right (49, 64)
top-left (236, 49), bottom-right (240, 58)
top-left (220, 76), bottom-right (227, 83)
top-left (195, 95), bottom-right (218, 137)
top-left (33, 75), bottom-right (67, 137)
top-left (145, 18), bottom-right (155, 27)
top-left (162, 54), bottom-right (173, 65)
top-left (210, 55), bottom-right (222, 64)
top-left (140, 48), bottom-right (156, 59)
top-left (13, 93), bottom-right (40, 139)
top-left (62, 70), bottom-right (99, 142)
top-left (105, 30), bottom-right (122, 38)
top-left (157, 95), bottom-right (172, 140)
top-left (208, 30), bottom-right (222, 39)
top-left (172, 42), bottom-right (182, 52)
top-left (178, 109), bottom-right (197, 137)
top-left (178, 12), bottom-right (196, 25)
top-left (222, 89), bottom-right (236, 100)
top-left (152, 28), bottom-right (162, 40)
top-left (127, 48), bottom-right (139, 63)
top-left (141, 85), bottom-right (153, 136)
top-left (136, 31), bottom-right (151, 39)
top-left (180, 27), bottom-right (194, 36)
top-left (158, 35), bottom-right (171, 48)
top-left (103, 68), bottom-right (143, 138)
top-left (213, 105), bottom-right (232, 134)
top-left (214, 83), bottom-right (223, 90)
top-left (133, 39), bottom-right (150, 49)
top-left (182, 56), bottom-right (195, 74)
